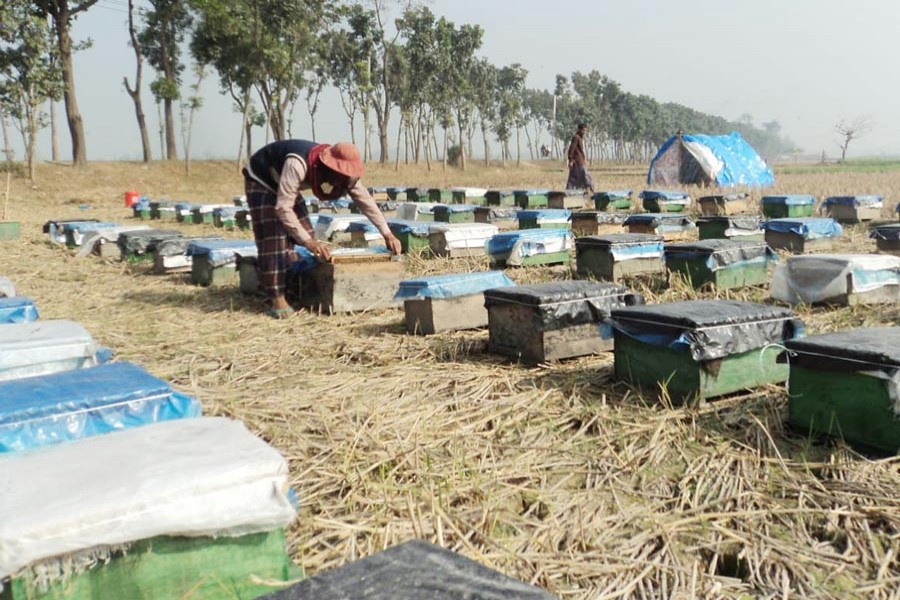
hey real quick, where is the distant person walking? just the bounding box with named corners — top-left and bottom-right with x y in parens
top-left (243, 139), bottom-right (401, 318)
top-left (566, 123), bottom-right (594, 193)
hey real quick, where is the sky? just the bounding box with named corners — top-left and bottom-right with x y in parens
top-left (7, 0), bottom-right (900, 161)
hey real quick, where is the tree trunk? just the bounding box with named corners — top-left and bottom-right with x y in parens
top-left (0, 113), bottom-right (12, 163)
top-left (49, 99), bottom-right (59, 161)
top-left (515, 127), bottom-right (521, 167)
top-left (236, 91), bottom-right (250, 172)
top-left (164, 97), bottom-right (177, 159)
top-left (442, 127), bottom-right (448, 171)
top-left (394, 113), bottom-right (403, 172)
top-left (458, 120), bottom-right (466, 171)
top-left (26, 98), bottom-right (37, 181)
top-left (125, 0), bottom-right (151, 162)
top-left (157, 101), bottom-right (165, 158)
top-left (52, 3), bottom-right (88, 167)
top-left (481, 119), bottom-right (490, 166)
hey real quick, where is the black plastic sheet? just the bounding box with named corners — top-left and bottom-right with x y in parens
top-left (698, 193), bottom-right (749, 203)
top-left (155, 236), bottom-right (224, 257)
top-left (871, 223), bottom-right (900, 241)
top-left (575, 233), bottom-right (663, 248)
top-left (117, 229), bottom-right (184, 254)
top-left (608, 300), bottom-right (801, 361)
top-left (780, 327), bottom-right (900, 372)
top-left (696, 216), bottom-right (762, 230)
top-left (663, 239), bottom-right (775, 268)
top-left (260, 540), bottom-right (556, 600)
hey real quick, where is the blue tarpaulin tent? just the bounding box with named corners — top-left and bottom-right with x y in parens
top-left (647, 132), bottom-right (774, 188)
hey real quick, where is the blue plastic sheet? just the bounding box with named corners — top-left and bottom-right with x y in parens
top-left (663, 240), bottom-right (776, 270)
top-left (639, 190), bottom-right (689, 201)
top-left (762, 218), bottom-right (842, 239)
top-left (63, 221), bottom-right (117, 233)
top-left (762, 195), bottom-right (815, 206)
top-left (347, 221), bottom-right (379, 233)
top-left (0, 362), bottom-right (201, 453)
top-left (576, 235), bottom-right (664, 261)
top-left (517, 209), bottom-right (572, 220)
top-left (822, 195), bottom-right (883, 207)
top-left (394, 271), bottom-right (515, 301)
top-left (647, 132), bottom-right (775, 187)
top-left (0, 298), bottom-right (39, 324)
top-left (187, 239), bottom-right (259, 266)
top-left (486, 228), bottom-right (570, 255)
top-left (388, 219), bottom-right (431, 236)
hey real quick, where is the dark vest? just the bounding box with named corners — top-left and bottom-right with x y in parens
top-left (248, 139), bottom-right (318, 190)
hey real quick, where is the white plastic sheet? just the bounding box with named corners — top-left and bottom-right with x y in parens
top-left (507, 233), bottom-right (572, 266)
top-left (0, 320), bottom-right (98, 381)
top-left (429, 223), bottom-right (498, 250)
top-left (313, 215), bottom-right (367, 240)
top-left (771, 254), bottom-right (900, 304)
top-left (396, 202), bottom-right (438, 221)
top-left (0, 417), bottom-right (296, 578)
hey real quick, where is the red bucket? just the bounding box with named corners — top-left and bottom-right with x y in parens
top-left (124, 190), bottom-right (140, 207)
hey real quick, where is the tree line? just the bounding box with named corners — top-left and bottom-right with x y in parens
top-left (0, 0), bottom-right (795, 180)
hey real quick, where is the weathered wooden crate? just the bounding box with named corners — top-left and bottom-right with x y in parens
top-left (624, 213), bottom-right (696, 241)
top-left (299, 250), bottom-right (404, 314)
top-left (822, 195), bottom-right (884, 223)
top-left (783, 327), bottom-right (900, 453)
top-left (487, 228), bottom-right (572, 267)
top-left (639, 190), bottom-right (691, 213)
top-left (117, 229), bottom-right (184, 264)
top-left (610, 300), bottom-right (801, 402)
top-left (698, 194), bottom-right (752, 216)
top-left (871, 223), bottom-right (900, 256)
top-left (517, 209), bottom-right (571, 230)
top-left (762, 217), bottom-right (842, 253)
top-left (593, 190), bottom-right (632, 211)
top-left (485, 190), bottom-right (516, 207)
top-left (548, 190), bottom-right (588, 210)
top-left (474, 206), bottom-right (519, 230)
top-left (771, 253), bottom-right (900, 306)
top-left (388, 220), bottom-right (431, 254)
top-left (187, 239), bottom-right (258, 287)
top-left (398, 271), bottom-right (513, 334)
top-left (514, 189), bottom-right (550, 209)
top-left (762, 195), bottom-right (816, 219)
top-left (697, 216), bottom-right (764, 240)
top-left (451, 187), bottom-right (487, 206)
top-left (570, 211), bottom-right (629, 237)
top-left (485, 281), bottom-right (637, 364)
top-left (433, 205), bottom-right (476, 223)
top-left (428, 223), bottom-right (498, 258)
top-left (575, 234), bottom-right (664, 282)
top-left (664, 239), bottom-right (775, 290)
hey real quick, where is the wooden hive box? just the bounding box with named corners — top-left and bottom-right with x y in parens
top-left (485, 189), bottom-right (516, 207)
top-left (575, 233), bottom-right (664, 282)
top-left (237, 247), bottom-right (308, 297)
top-left (386, 186), bottom-right (409, 201)
top-left (313, 214), bottom-right (368, 244)
top-left (0, 297), bottom-right (38, 324)
top-left (148, 201), bottom-right (174, 220)
top-left (624, 213), bottom-right (696, 241)
top-left (187, 239), bottom-right (258, 286)
top-left (516, 209), bottom-right (571, 230)
top-left (368, 186), bottom-right (390, 201)
top-left (664, 239), bottom-right (775, 290)
top-left (570, 211), bottom-right (629, 237)
top-left (485, 281), bottom-right (639, 364)
top-left (871, 223), bottom-right (900, 256)
top-left (548, 190), bottom-right (588, 210)
top-left (451, 187), bottom-right (488, 206)
top-left (593, 190), bottom-right (633, 211)
top-left (514, 189), bottom-right (550, 209)
top-left (639, 190), bottom-right (691, 213)
top-left (152, 236), bottom-right (222, 274)
top-left (62, 221), bottom-right (118, 248)
top-left (175, 203), bottom-right (198, 223)
top-left (427, 188), bottom-right (453, 203)
top-left (762, 217), bottom-right (842, 253)
top-left (428, 223), bottom-right (498, 258)
top-left (697, 216), bottom-right (764, 241)
top-left (42, 219), bottom-right (99, 244)
top-left (698, 193), bottom-right (752, 216)
top-left (822, 195), bottom-right (884, 223)
top-left (771, 253), bottom-right (900, 306)
top-left (782, 327), bottom-right (900, 454)
top-left (117, 229), bottom-right (184, 263)
top-left (397, 270), bottom-right (514, 334)
top-left (761, 195), bottom-right (816, 219)
top-left (474, 206), bottom-right (520, 230)
top-left (433, 204), bottom-right (477, 224)
top-left (610, 300), bottom-right (801, 402)
top-left (213, 206), bottom-right (239, 229)
top-left (299, 249), bottom-right (404, 314)
top-left (487, 228), bottom-right (573, 267)
top-left (0, 320), bottom-right (100, 381)
top-left (387, 220), bottom-right (432, 254)
top-left (348, 221), bottom-right (385, 249)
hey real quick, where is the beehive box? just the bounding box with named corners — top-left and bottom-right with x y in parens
top-left (570, 211), bottom-right (629, 236)
top-left (610, 300), bottom-right (801, 402)
top-left (451, 187), bottom-right (487, 206)
top-left (348, 221), bottom-right (385, 249)
top-left (664, 239), bottom-right (775, 290)
top-left (0, 320), bottom-right (100, 382)
top-left (313, 214), bottom-right (367, 244)
top-left (232, 194), bottom-right (247, 208)
top-left (175, 203), bottom-right (199, 223)
top-left (697, 216), bottom-right (765, 240)
top-left (387, 220), bottom-right (431, 254)
top-left (299, 249), bottom-right (404, 314)
top-left (485, 189), bottom-right (516, 207)
top-left (396, 202), bottom-right (437, 222)
top-left (187, 239), bottom-right (258, 286)
top-left (698, 193), bottom-right (752, 216)
top-left (259, 540), bottom-right (553, 600)
top-left (783, 327), bottom-right (900, 454)
top-left (350, 200), bottom-right (398, 220)
top-left (639, 190), bottom-right (691, 213)
top-left (193, 204), bottom-right (233, 225)
top-left (485, 281), bottom-right (638, 364)
top-left (427, 188), bottom-right (453, 203)
top-left (771, 253), bottom-right (900, 305)
top-left (822, 195), bottom-right (884, 223)
top-left (0, 297), bottom-right (38, 324)
top-left (593, 190), bottom-right (632, 211)
top-left (152, 236), bottom-right (222, 274)
top-left (235, 209), bottom-right (253, 230)
top-left (575, 233), bottom-right (664, 282)
top-left (148, 201), bottom-right (175, 220)
top-left (405, 187), bottom-right (428, 203)
top-left (131, 199), bottom-right (152, 220)
top-left (0, 277), bottom-right (15, 298)
top-left (62, 222), bottom-right (118, 247)
top-left (487, 228), bottom-right (573, 267)
top-left (517, 209), bottom-right (571, 230)
top-left (762, 217), bottom-right (842, 253)
top-left (871, 223), bottom-right (900, 256)
top-left (433, 204), bottom-right (477, 223)
top-left (548, 190), bottom-right (588, 210)
top-left (397, 271), bottom-right (514, 334)
top-left (42, 219), bottom-right (100, 244)
top-left (237, 247), bottom-right (310, 297)
top-left (117, 229), bottom-right (184, 263)
top-left (429, 223), bottom-right (498, 258)
top-left (474, 206), bottom-right (520, 230)
top-left (213, 206), bottom-right (240, 229)
top-left (318, 198), bottom-right (353, 214)
top-left (514, 189), bottom-right (550, 209)
top-left (386, 186), bottom-right (409, 201)
top-left (624, 213), bottom-right (696, 240)
top-left (762, 195), bottom-right (816, 219)
top-left (368, 186), bottom-right (390, 201)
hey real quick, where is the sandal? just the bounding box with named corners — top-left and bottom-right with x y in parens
top-left (266, 307), bottom-right (295, 320)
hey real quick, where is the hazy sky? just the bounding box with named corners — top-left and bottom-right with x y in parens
top-left (10, 0), bottom-right (899, 161)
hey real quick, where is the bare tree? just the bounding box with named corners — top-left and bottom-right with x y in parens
top-left (835, 116), bottom-right (873, 162)
top-left (124, 0), bottom-right (152, 162)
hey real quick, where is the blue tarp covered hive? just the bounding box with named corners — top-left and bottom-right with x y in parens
top-left (647, 132), bottom-right (774, 187)
top-left (394, 271), bottom-right (515, 301)
top-left (762, 218), bottom-right (843, 239)
top-left (762, 195), bottom-right (816, 206)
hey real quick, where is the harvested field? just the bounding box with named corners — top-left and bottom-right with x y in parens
top-left (2, 160), bottom-right (899, 598)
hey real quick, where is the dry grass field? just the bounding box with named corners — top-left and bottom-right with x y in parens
top-left (1, 159), bottom-right (899, 599)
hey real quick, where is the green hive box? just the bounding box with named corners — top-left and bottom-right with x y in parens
top-left (433, 206), bottom-right (475, 223)
top-left (1, 529), bottom-right (301, 600)
top-left (485, 190), bottom-right (516, 207)
top-left (388, 223), bottom-right (431, 255)
top-left (641, 192), bottom-right (690, 213)
top-left (593, 192), bottom-right (632, 211)
top-left (783, 328), bottom-right (900, 454)
top-left (132, 206), bottom-right (151, 220)
top-left (575, 234), bottom-right (664, 282)
top-left (611, 300), bottom-right (800, 402)
top-left (762, 196), bottom-right (816, 219)
top-left (697, 216), bottom-right (764, 241)
top-left (514, 191), bottom-right (549, 209)
top-left (451, 190), bottom-right (486, 206)
top-left (236, 210), bottom-right (252, 230)
top-left (427, 188), bottom-right (453, 203)
top-left (0, 222), bottom-right (21, 241)
top-left (663, 240), bottom-right (774, 290)
top-left (386, 188), bottom-right (408, 201)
